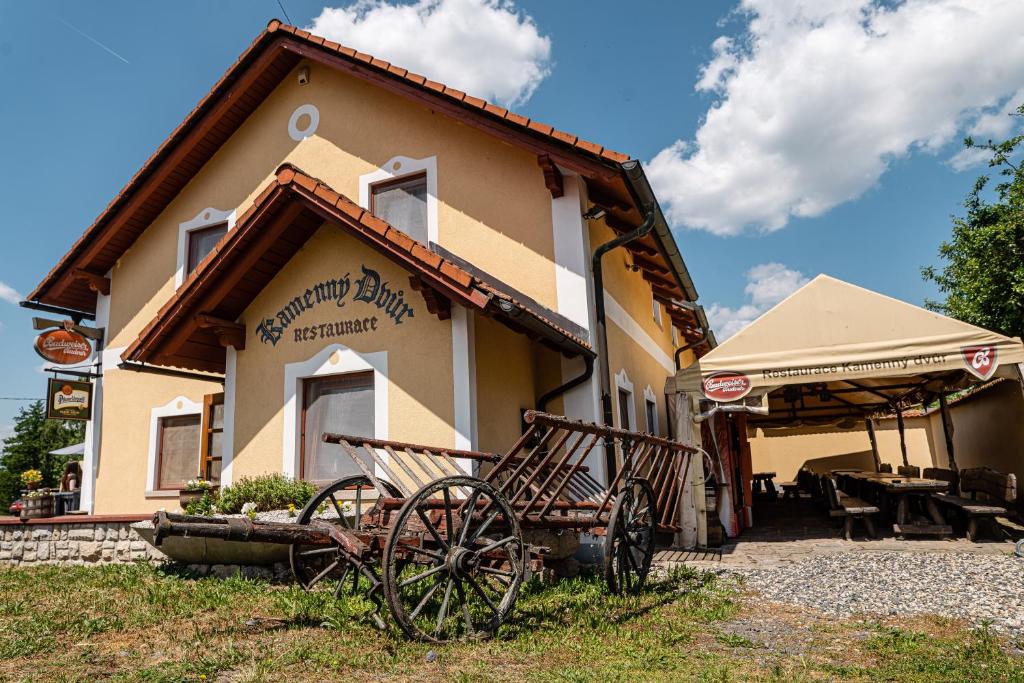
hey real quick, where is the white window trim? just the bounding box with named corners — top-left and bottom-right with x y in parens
top-left (671, 325), bottom-right (679, 348)
top-left (146, 396), bottom-right (203, 496)
top-left (176, 207), bottom-right (236, 288)
top-left (613, 369), bottom-right (636, 431)
top-left (358, 155), bottom-right (438, 246)
top-left (653, 294), bottom-right (663, 327)
top-left (282, 343), bottom-right (388, 480)
top-left (643, 384), bottom-right (659, 435)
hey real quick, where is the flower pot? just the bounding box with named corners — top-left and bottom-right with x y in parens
top-left (22, 494), bottom-right (54, 519)
top-left (179, 489), bottom-right (209, 508)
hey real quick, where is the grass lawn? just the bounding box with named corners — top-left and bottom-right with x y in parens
top-left (0, 563), bottom-right (1021, 682)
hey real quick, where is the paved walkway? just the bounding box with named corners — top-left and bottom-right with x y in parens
top-left (655, 497), bottom-right (1019, 570)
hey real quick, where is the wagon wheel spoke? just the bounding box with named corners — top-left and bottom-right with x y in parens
top-left (476, 535), bottom-right (518, 556)
top-left (468, 508), bottom-right (500, 545)
top-left (457, 489), bottom-right (483, 545)
top-left (442, 488), bottom-right (455, 542)
top-left (399, 563), bottom-right (448, 588)
top-left (455, 579), bottom-right (475, 637)
top-left (409, 574), bottom-right (446, 621)
top-left (328, 493), bottom-right (348, 528)
top-left (465, 574), bottom-right (499, 615)
top-left (298, 547), bottom-right (337, 558)
top-left (307, 560), bottom-right (340, 588)
top-left (477, 565), bottom-right (515, 580)
top-left (395, 539), bottom-right (446, 562)
top-left (354, 485), bottom-right (363, 530)
top-left (434, 577), bottom-right (456, 639)
top-left (417, 506), bottom-right (450, 552)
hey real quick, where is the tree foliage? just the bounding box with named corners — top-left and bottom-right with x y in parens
top-left (922, 104), bottom-right (1024, 337)
top-left (0, 401), bottom-right (85, 509)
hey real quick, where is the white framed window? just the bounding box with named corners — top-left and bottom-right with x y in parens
top-left (176, 207), bottom-right (236, 288)
top-left (613, 369), bottom-right (636, 431)
top-left (283, 344), bottom-right (388, 480)
top-left (653, 294), bottom-right (663, 327)
top-left (300, 371), bottom-right (375, 483)
top-left (359, 155), bottom-right (438, 246)
top-left (146, 396), bottom-right (203, 496)
top-left (643, 385), bottom-right (659, 436)
top-left (671, 325), bottom-right (679, 347)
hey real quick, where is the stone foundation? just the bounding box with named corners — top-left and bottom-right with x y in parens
top-left (0, 519), bottom-right (166, 566)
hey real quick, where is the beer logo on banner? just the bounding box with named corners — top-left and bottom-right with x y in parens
top-left (702, 371), bottom-right (753, 402)
top-left (34, 328), bottom-right (93, 366)
top-left (961, 345), bottom-right (998, 380)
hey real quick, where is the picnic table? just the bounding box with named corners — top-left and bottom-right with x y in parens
top-left (752, 472), bottom-right (777, 499)
top-left (838, 471), bottom-right (951, 536)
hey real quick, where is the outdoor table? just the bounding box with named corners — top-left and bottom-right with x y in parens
top-left (752, 472), bottom-right (777, 498)
top-left (847, 473), bottom-right (951, 536)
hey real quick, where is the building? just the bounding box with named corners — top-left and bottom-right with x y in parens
top-left (25, 21), bottom-right (711, 514)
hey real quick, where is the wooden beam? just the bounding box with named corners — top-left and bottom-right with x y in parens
top-left (536, 155), bottom-right (564, 198)
top-left (408, 276), bottom-right (452, 320)
top-left (586, 184), bottom-right (631, 213)
top-left (194, 313), bottom-right (246, 350)
top-left (895, 406), bottom-right (909, 466)
top-left (70, 268), bottom-right (110, 296)
top-left (865, 418), bottom-right (882, 471)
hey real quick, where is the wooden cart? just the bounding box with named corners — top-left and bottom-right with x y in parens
top-left (152, 410), bottom-right (694, 641)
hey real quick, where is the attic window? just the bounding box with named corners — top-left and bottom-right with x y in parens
top-left (186, 223), bottom-right (227, 275)
top-left (371, 173), bottom-right (428, 244)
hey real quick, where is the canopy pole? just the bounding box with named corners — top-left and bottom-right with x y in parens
top-left (895, 406), bottom-right (909, 466)
top-left (865, 418), bottom-right (882, 472)
top-left (938, 393), bottom-right (957, 471)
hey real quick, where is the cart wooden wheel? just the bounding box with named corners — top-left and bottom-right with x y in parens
top-left (383, 475), bottom-right (526, 642)
top-left (604, 477), bottom-right (657, 595)
top-left (289, 474), bottom-right (401, 596)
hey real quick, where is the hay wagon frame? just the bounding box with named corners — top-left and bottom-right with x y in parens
top-left (153, 411), bottom-right (694, 642)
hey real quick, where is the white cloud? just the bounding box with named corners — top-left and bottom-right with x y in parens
top-left (648, 0), bottom-right (1024, 236)
top-left (307, 0), bottom-right (552, 108)
top-left (0, 281), bottom-right (21, 304)
top-left (708, 263), bottom-right (809, 339)
top-left (948, 89), bottom-right (1024, 170)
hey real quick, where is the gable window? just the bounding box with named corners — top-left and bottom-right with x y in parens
top-left (371, 173), bottom-right (428, 244)
top-left (156, 414), bottom-right (201, 490)
top-left (301, 372), bottom-right (374, 482)
top-left (186, 223), bottom-right (227, 275)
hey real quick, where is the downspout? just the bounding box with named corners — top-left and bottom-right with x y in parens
top-left (592, 207), bottom-right (657, 480)
top-left (674, 329), bottom-right (709, 372)
top-left (536, 355), bottom-right (594, 413)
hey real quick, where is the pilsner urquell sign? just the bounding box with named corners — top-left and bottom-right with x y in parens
top-left (46, 378), bottom-right (93, 421)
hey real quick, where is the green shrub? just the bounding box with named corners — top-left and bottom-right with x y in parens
top-left (183, 490), bottom-right (217, 516)
top-left (215, 474), bottom-right (317, 514)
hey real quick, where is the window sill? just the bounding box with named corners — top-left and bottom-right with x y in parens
top-left (144, 490), bottom-right (180, 499)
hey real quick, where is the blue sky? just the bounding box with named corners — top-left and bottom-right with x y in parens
top-left (1, 0), bottom-right (1022, 435)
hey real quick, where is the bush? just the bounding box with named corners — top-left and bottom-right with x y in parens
top-left (214, 474), bottom-right (317, 514)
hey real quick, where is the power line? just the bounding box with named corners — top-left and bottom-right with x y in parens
top-left (275, 0), bottom-right (293, 24)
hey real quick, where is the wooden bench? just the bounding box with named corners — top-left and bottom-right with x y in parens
top-left (779, 480), bottom-right (800, 501)
top-left (933, 467), bottom-right (1017, 541)
top-left (822, 476), bottom-right (879, 540)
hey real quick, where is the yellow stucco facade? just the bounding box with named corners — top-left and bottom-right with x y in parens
top-left (77, 57), bottom-right (697, 513)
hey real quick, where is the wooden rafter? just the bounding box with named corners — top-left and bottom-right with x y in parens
top-left (70, 268), bottom-right (111, 296)
top-left (194, 313), bottom-right (246, 350)
top-left (536, 155), bottom-right (564, 198)
top-left (408, 275), bottom-right (452, 320)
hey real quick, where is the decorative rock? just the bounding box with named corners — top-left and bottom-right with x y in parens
top-left (79, 542), bottom-right (102, 562)
top-left (68, 527), bottom-right (94, 542)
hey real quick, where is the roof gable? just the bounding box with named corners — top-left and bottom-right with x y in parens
top-left (30, 20), bottom-right (642, 314)
top-left (122, 164), bottom-right (593, 373)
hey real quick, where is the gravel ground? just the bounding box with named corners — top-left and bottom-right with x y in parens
top-left (729, 551), bottom-right (1024, 635)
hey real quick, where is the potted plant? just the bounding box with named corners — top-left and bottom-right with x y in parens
top-left (20, 469), bottom-right (42, 491)
top-left (179, 478), bottom-right (216, 509)
top-left (21, 489), bottom-right (54, 519)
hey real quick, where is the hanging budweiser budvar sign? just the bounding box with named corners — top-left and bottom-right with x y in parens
top-left (702, 371), bottom-right (753, 402)
top-left (34, 328), bottom-right (93, 365)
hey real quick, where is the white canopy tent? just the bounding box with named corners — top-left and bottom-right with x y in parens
top-left (667, 275), bottom-right (1024, 546)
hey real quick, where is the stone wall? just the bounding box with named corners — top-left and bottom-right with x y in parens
top-left (0, 521), bottom-right (166, 566)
